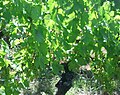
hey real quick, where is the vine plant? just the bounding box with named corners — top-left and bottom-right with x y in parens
top-left (0, 0), bottom-right (120, 94)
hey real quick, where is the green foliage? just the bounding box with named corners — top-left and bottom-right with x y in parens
top-left (0, 0), bottom-right (120, 94)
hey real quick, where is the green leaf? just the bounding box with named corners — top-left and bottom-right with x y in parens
top-left (52, 62), bottom-right (62, 74)
top-left (77, 57), bottom-right (86, 65)
top-left (34, 25), bottom-right (47, 43)
top-left (63, 40), bottom-right (71, 50)
top-left (0, 58), bottom-right (5, 67)
top-left (65, 6), bottom-right (74, 15)
top-left (73, 0), bottom-right (84, 12)
top-left (23, 80), bottom-right (29, 87)
top-left (81, 12), bottom-right (89, 28)
top-left (34, 55), bottom-right (46, 69)
top-left (74, 43), bottom-right (87, 57)
top-left (31, 5), bottom-right (41, 21)
top-left (0, 39), bottom-right (9, 50)
top-left (63, 28), bottom-right (69, 39)
top-left (39, 43), bottom-right (48, 55)
top-left (82, 31), bottom-right (93, 45)
top-left (23, 1), bottom-right (32, 14)
top-left (68, 26), bottom-right (79, 43)
top-left (34, 56), bottom-right (41, 68)
top-left (57, 13), bottom-right (64, 23)
top-left (69, 60), bottom-right (80, 71)
top-left (55, 48), bottom-right (63, 59)
top-left (5, 87), bottom-right (12, 95)
top-left (3, 10), bottom-right (11, 22)
top-left (34, 29), bottom-right (44, 43)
